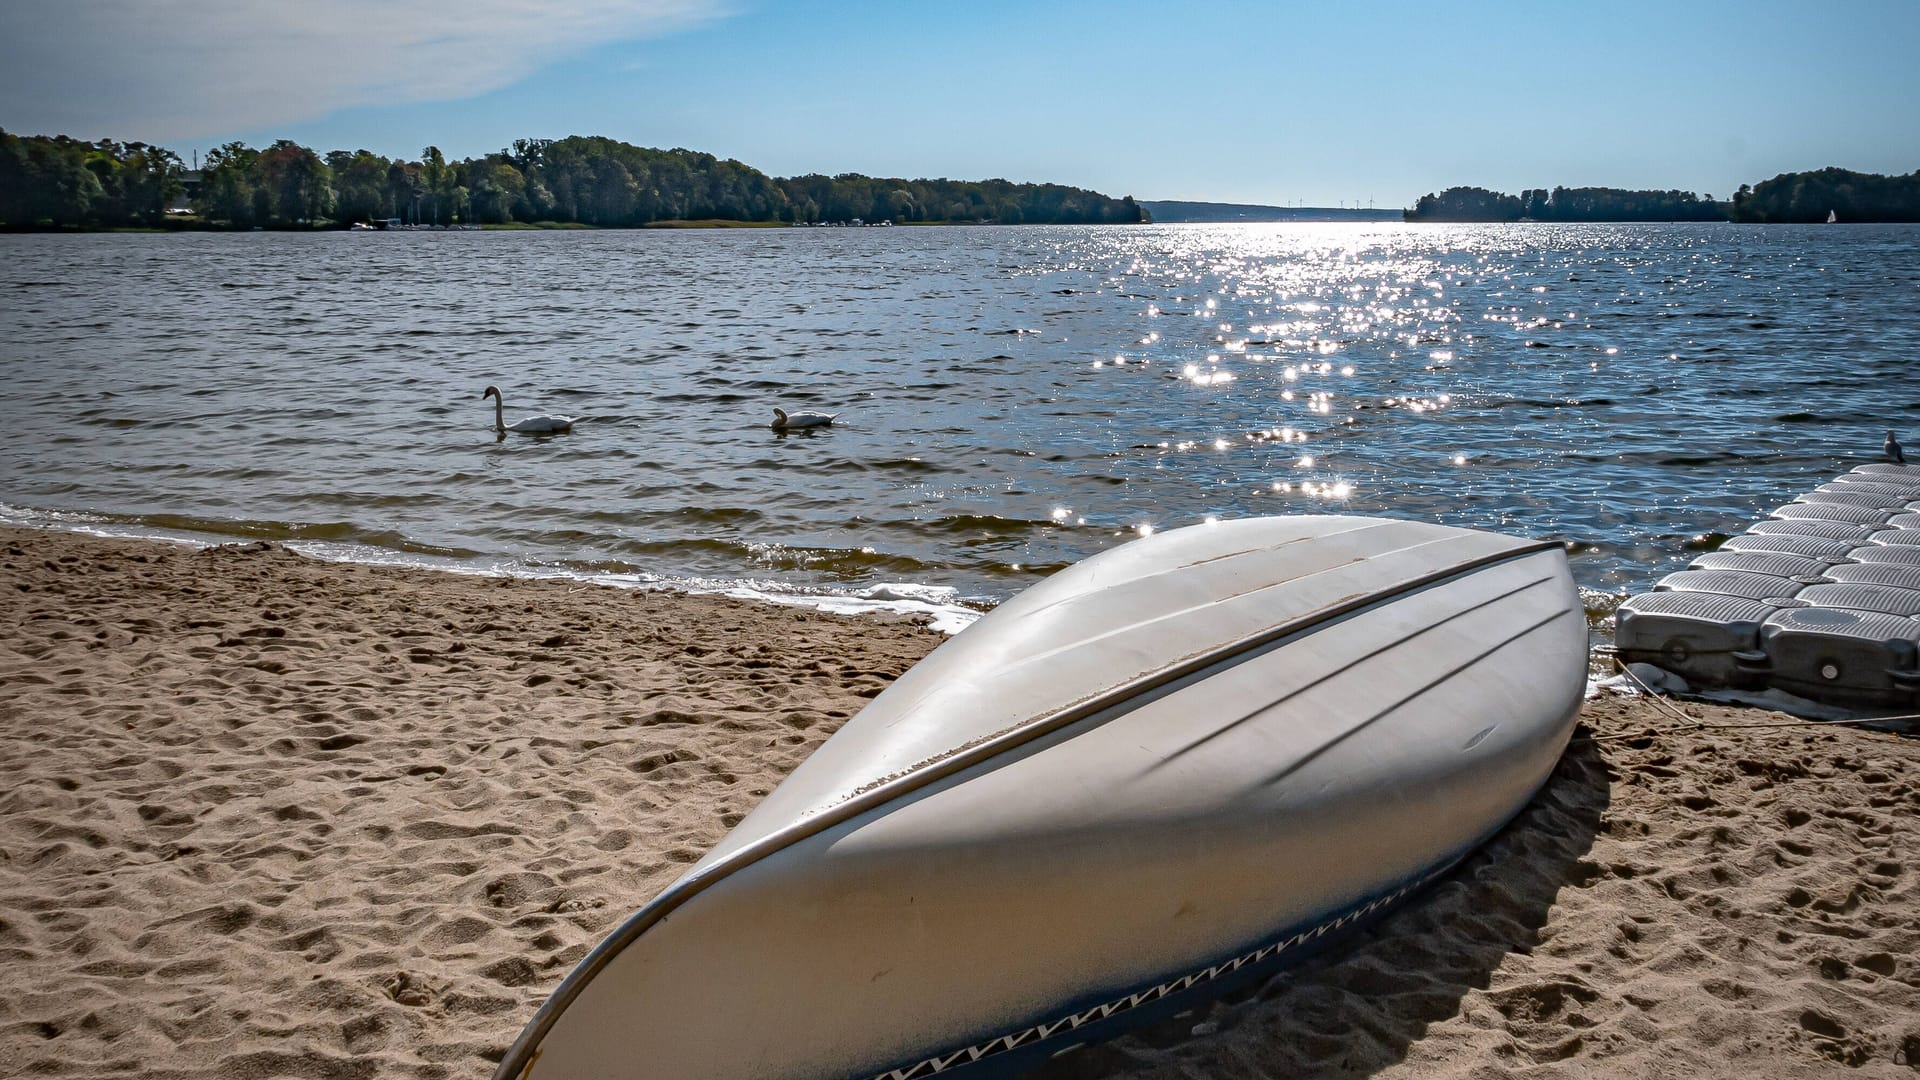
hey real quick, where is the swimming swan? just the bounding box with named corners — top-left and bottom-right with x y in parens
top-left (484, 385), bottom-right (575, 435)
top-left (771, 407), bottom-right (836, 431)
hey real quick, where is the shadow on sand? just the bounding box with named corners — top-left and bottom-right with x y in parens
top-left (1028, 726), bottom-right (1614, 1079)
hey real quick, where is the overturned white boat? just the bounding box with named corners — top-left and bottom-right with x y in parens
top-left (498, 515), bottom-right (1586, 1080)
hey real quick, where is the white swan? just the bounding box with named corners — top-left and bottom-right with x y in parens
top-left (771, 407), bottom-right (837, 431)
top-left (484, 385), bottom-right (576, 435)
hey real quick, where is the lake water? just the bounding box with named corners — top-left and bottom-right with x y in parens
top-left (4, 223), bottom-right (1918, 635)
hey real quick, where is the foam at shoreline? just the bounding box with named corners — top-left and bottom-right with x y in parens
top-left (0, 504), bottom-right (987, 635)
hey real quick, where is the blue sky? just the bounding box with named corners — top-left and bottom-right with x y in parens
top-left (3, 0), bottom-right (1917, 206)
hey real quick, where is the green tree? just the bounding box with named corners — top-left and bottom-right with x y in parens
top-left (117, 142), bottom-right (186, 225)
top-left (0, 131), bottom-right (109, 226)
top-left (195, 141), bottom-right (261, 226)
top-left (258, 139), bottom-right (333, 224)
top-left (1732, 167), bottom-right (1920, 223)
top-left (467, 161), bottom-right (524, 223)
top-left (387, 160), bottom-right (424, 224)
top-left (328, 149), bottom-right (394, 223)
top-left (4, 128), bottom-right (1152, 231)
top-left (420, 146), bottom-right (452, 225)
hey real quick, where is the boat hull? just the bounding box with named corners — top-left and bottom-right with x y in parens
top-left (499, 516), bottom-right (1586, 1080)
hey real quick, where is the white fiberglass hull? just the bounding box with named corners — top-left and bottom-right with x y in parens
top-left (499, 515), bottom-right (1587, 1080)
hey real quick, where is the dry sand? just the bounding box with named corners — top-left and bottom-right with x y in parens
top-left (1, 525), bottom-right (1914, 1079)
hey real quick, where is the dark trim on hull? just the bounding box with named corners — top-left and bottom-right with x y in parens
top-left (495, 537), bottom-right (1569, 1080)
top-left (864, 860), bottom-right (1459, 1080)
top-left (865, 775), bottom-right (1568, 1080)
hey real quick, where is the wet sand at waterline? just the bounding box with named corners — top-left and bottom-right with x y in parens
top-left (2, 526), bottom-right (1915, 1079)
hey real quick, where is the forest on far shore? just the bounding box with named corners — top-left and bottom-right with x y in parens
top-left (4, 126), bottom-right (1914, 230)
top-left (1403, 168), bottom-right (1920, 223)
top-left (0, 129), bottom-right (1148, 230)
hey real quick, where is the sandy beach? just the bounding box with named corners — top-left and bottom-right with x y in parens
top-left (2, 525), bottom-right (1915, 1079)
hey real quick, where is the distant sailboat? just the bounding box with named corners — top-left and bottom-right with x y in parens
top-left (1827, 209), bottom-right (1839, 224)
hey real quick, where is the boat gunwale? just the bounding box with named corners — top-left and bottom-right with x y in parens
top-left (494, 534), bottom-right (1569, 1080)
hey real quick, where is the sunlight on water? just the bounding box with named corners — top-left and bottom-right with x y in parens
top-left (3, 222), bottom-right (1919, 624)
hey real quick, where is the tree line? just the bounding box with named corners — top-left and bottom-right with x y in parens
top-left (1403, 185), bottom-right (1730, 222)
top-left (0, 131), bottom-right (186, 227)
top-left (1404, 169), bottom-right (1920, 223)
top-left (9, 128), bottom-right (1913, 229)
top-left (1729, 167), bottom-right (1920, 223)
top-left (0, 129), bottom-right (1148, 229)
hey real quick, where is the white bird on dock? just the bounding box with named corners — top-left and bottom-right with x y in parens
top-left (771, 407), bottom-right (836, 431)
top-left (483, 385), bottom-right (575, 435)
top-left (1887, 429), bottom-right (1905, 464)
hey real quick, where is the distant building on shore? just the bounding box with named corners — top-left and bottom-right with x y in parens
top-left (166, 170), bottom-right (202, 214)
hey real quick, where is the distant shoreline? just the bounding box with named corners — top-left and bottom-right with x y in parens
top-left (1139, 201), bottom-right (1401, 224)
top-left (1403, 170), bottom-right (1920, 224)
top-left (14, 218), bottom-right (1920, 236)
top-left (1, 218), bottom-right (1121, 234)
top-left (0, 131), bottom-right (1149, 231)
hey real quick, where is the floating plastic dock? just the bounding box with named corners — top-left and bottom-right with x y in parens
top-left (1615, 463), bottom-right (1920, 710)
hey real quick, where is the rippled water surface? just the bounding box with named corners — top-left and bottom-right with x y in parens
top-left (4, 224), bottom-right (1918, 626)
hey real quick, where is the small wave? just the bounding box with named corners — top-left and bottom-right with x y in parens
top-left (711, 580), bottom-right (984, 634)
top-left (670, 506), bottom-right (767, 525)
top-left (1579, 586), bottom-right (1628, 627)
top-left (573, 506), bottom-right (767, 527)
top-left (915, 513), bottom-right (1055, 537)
top-left (1481, 397), bottom-right (1614, 410)
top-left (1, 505), bottom-right (988, 634)
top-left (744, 542), bottom-right (934, 577)
top-left (518, 533), bottom-right (941, 581)
top-left (871, 457), bottom-right (951, 473)
top-left (20, 508), bottom-right (483, 560)
top-left (531, 566), bottom-right (985, 634)
top-left (1774, 411), bottom-right (1873, 425)
top-left (653, 392), bottom-right (756, 404)
top-left (547, 557), bottom-right (647, 574)
top-left (1590, 451), bottom-right (1755, 468)
top-left (809, 458), bottom-right (954, 476)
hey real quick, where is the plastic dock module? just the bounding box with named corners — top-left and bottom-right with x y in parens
top-left (1613, 592), bottom-right (1776, 688)
top-left (1761, 609), bottom-right (1920, 707)
top-left (1718, 534), bottom-right (1859, 560)
top-left (1825, 563), bottom-right (1920, 589)
top-left (1614, 462), bottom-right (1920, 708)
top-left (1652, 569), bottom-right (1811, 603)
top-left (1687, 551), bottom-right (1835, 578)
top-left (1747, 519), bottom-right (1880, 540)
top-left (1850, 545), bottom-right (1920, 566)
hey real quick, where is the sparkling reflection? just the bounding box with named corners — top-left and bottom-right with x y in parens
top-left (8, 221), bottom-right (1906, 616)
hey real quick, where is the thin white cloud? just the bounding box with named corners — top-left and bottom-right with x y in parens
top-left (0, 0), bottom-right (731, 142)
